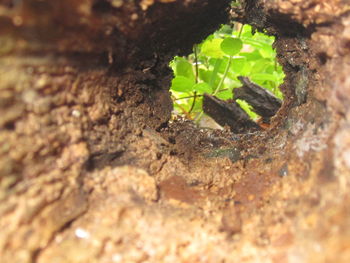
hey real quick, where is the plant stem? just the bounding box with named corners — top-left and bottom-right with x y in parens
top-left (213, 56), bottom-right (232, 96)
top-left (174, 88), bottom-right (230, 101)
top-left (174, 94), bottom-right (203, 100)
top-left (188, 91), bottom-right (197, 114)
top-left (189, 45), bottom-right (199, 114)
top-left (175, 94), bottom-right (203, 100)
top-left (238, 24), bottom-right (244, 38)
top-left (193, 45), bottom-right (199, 84)
top-left (173, 101), bottom-right (192, 120)
top-left (195, 111), bottom-right (204, 123)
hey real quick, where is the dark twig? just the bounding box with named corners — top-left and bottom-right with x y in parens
top-left (175, 94), bottom-right (203, 100)
top-left (189, 45), bottom-right (199, 114)
top-left (174, 88), bottom-right (230, 101)
top-left (234, 76), bottom-right (282, 122)
top-left (203, 93), bottom-right (261, 133)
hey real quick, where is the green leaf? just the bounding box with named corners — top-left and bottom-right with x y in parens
top-left (220, 38), bottom-right (243, 56)
top-left (240, 50), bottom-right (262, 61)
top-left (241, 26), bottom-right (253, 37)
top-left (251, 73), bottom-right (277, 83)
top-left (216, 89), bottom-right (232, 100)
top-left (175, 58), bottom-right (194, 80)
top-left (171, 76), bottom-right (194, 92)
top-left (231, 56), bottom-right (246, 73)
top-left (219, 24), bottom-right (233, 35)
top-left (251, 59), bottom-right (270, 73)
top-left (198, 68), bottom-right (211, 83)
top-left (216, 57), bottom-right (230, 73)
top-left (201, 38), bottom-right (224, 58)
top-left (265, 65), bottom-right (275, 74)
top-left (259, 46), bottom-right (274, 58)
top-left (191, 100), bottom-right (203, 113)
top-left (273, 70), bottom-right (285, 82)
top-left (236, 99), bottom-right (258, 119)
top-left (203, 34), bottom-right (214, 43)
top-left (241, 37), bottom-right (273, 50)
top-left (209, 59), bottom-right (222, 88)
top-left (193, 82), bottom-right (212, 93)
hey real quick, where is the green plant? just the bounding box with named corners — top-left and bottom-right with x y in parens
top-left (170, 24), bottom-right (285, 122)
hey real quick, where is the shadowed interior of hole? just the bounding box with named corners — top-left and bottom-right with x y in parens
top-left (169, 23), bottom-right (285, 131)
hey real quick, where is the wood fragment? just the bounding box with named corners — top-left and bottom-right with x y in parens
top-left (202, 93), bottom-right (261, 133)
top-left (235, 76), bottom-right (282, 122)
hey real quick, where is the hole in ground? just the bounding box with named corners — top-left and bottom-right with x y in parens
top-left (169, 23), bottom-right (285, 132)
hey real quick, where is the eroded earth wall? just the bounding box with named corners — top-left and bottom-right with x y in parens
top-left (0, 0), bottom-right (350, 262)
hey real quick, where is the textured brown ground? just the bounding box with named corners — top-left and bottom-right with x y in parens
top-left (0, 0), bottom-right (350, 262)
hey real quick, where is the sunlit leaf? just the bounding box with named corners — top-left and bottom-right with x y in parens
top-left (198, 68), bottom-right (211, 83)
top-left (171, 76), bottom-right (194, 92)
top-left (201, 38), bottom-right (224, 58)
top-left (240, 50), bottom-right (262, 61)
top-left (218, 24), bottom-right (233, 35)
top-left (236, 99), bottom-right (258, 120)
top-left (231, 56), bottom-right (246, 73)
top-left (251, 73), bottom-right (277, 83)
top-left (221, 38), bottom-right (243, 56)
top-left (259, 46), bottom-right (274, 58)
top-left (193, 82), bottom-right (212, 93)
top-left (216, 89), bottom-right (232, 100)
top-left (217, 57), bottom-right (230, 73)
top-left (175, 57), bottom-right (194, 80)
top-left (209, 59), bottom-right (222, 88)
top-left (251, 59), bottom-right (270, 73)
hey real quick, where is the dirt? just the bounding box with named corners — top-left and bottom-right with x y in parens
top-left (1, 0), bottom-right (350, 262)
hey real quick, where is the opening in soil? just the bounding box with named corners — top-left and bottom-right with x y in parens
top-left (169, 23), bottom-right (285, 131)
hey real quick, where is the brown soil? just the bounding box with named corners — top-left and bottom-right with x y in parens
top-left (1, 0), bottom-right (350, 262)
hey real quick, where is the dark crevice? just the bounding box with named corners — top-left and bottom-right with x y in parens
top-left (92, 0), bottom-right (113, 14)
top-left (84, 150), bottom-right (126, 171)
top-left (4, 121), bottom-right (15, 130)
top-left (317, 52), bottom-right (329, 65)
